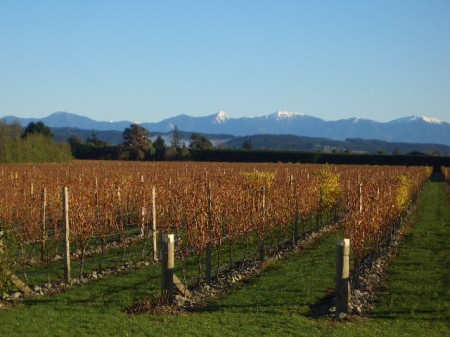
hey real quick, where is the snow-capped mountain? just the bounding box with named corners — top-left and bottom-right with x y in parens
top-left (267, 111), bottom-right (305, 120)
top-left (214, 111), bottom-right (230, 124)
top-left (2, 111), bottom-right (449, 146)
top-left (389, 115), bottom-right (443, 125)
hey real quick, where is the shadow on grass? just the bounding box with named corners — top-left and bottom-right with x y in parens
top-left (306, 288), bottom-right (335, 318)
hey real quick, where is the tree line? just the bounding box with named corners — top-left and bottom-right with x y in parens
top-left (0, 120), bottom-right (219, 163)
top-left (67, 123), bottom-right (215, 161)
top-left (0, 121), bottom-right (72, 163)
top-left (5, 120), bottom-right (443, 168)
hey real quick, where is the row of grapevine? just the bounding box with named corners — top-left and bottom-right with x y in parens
top-left (341, 166), bottom-right (430, 286)
top-left (443, 167), bottom-right (450, 184)
top-left (0, 161), bottom-right (430, 290)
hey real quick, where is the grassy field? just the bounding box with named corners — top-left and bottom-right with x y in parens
top-left (0, 176), bottom-right (448, 336)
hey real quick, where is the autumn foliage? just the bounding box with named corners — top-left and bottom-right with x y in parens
top-left (0, 161), bottom-right (430, 286)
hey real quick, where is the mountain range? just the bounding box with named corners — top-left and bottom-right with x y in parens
top-left (2, 111), bottom-right (450, 146)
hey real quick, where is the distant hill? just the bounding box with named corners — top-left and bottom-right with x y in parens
top-left (49, 127), bottom-right (450, 156)
top-left (2, 110), bottom-right (450, 146)
top-left (2, 111), bottom-right (131, 131)
top-left (222, 134), bottom-right (450, 156)
top-left (52, 128), bottom-right (124, 145)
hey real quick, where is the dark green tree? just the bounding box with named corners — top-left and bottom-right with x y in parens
top-left (68, 135), bottom-right (83, 147)
top-left (154, 135), bottom-right (166, 160)
top-left (392, 148), bottom-right (402, 155)
top-left (121, 124), bottom-right (154, 160)
top-left (242, 139), bottom-right (252, 150)
top-left (86, 133), bottom-right (110, 146)
top-left (189, 133), bottom-right (212, 150)
top-left (68, 135), bottom-right (83, 156)
top-left (154, 135), bottom-right (166, 150)
top-left (22, 121), bottom-right (53, 139)
top-left (171, 125), bottom-right (181, 149)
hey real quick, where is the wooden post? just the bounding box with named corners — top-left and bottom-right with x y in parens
top-left (140, 207), bottom-right (146, 238)
top-left (205, 182), bottom-right (212, 284)
top-left (259, 187), bottom-right (266, 262)
top-left (94, 177), bottom-right (99, 222)
top-left (293, 209), bottom-right (299, 244)
top-left (0, 237), bottom-right (32, 294)
top-left (291, 175), bottom-right (299, 244)
top-left (6, 270), bottom-right (32, 294)
top-left (152, 187), bottom-right (158, 262)
top-left (161, 234), bottom-right (175, 304)
top-left (358, 182), bottom-right (363, 213)
top-left (336, 238), bottom-right (350, 315)
top-left (40, 188), bottom-right (47, 261)
top-left (173, 274), bottom-right (191, 297)
top-left (116, 187), bottom-right (122, 242)
top-left (140, 207), bottom-right (146, 259)
top-left (62, 187), bottom-right (71, 284)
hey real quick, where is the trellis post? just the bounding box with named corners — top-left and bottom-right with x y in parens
top-left (161, 234), bottom-right (175, 304)
top-left (336, 238), bottom-right (350, 316)
top-left (41, 188), bottom-right (47, 261)
top-left (62, 187), bottom-right (71, 284)
top-left (259, 187), bottom-right (266, 262)
top-left (152, 186), bottom-right (158, 262)
top-left (205, 181), bottom-right (213, 284)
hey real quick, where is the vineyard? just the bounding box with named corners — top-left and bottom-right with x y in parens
top-left (0, 161), bottom-right (431, 304)
top-left (443, 166), bottom-right (450, 183)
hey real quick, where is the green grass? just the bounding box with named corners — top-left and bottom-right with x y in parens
top-left (0, 177), bottom-right (449, 336)
top-left (364, 174), bottom-right (450, 336)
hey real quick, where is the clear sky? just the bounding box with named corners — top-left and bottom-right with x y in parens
top-left (1, 0), bottom-right (449, 123)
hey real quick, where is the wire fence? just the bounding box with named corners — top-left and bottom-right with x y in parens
top-left (4, 208), bottom-right (336, 293)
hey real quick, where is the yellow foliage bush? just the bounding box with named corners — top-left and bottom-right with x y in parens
top-left (241, 170), bottom-right (276, 192)
top-left (316, 167), bottom-right (342, 211)
top-left (396, 174), bottom-right (412, 211)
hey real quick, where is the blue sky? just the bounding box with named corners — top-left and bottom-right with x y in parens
top-left (1, 0), bottom-right (449, 123)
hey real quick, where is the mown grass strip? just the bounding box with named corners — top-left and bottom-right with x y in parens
top-left (362, 175), bottom-right (450, 336)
